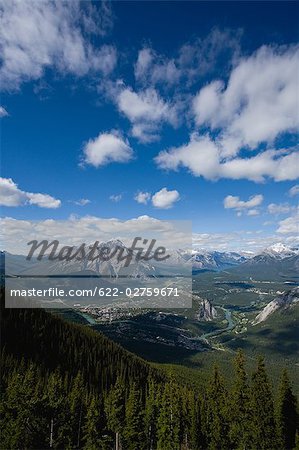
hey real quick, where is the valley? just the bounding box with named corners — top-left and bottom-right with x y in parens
top-left (5, 241), bottom-right (299, 393)
top-left (59, 263), bottom-right (299, 393)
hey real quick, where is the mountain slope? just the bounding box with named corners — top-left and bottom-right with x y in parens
top-left (1, 293), bottom-right (163, 392)
top-left (252, 287), bottom-right (299, 325)
top-left (190, 250), bottom-right (248, 272)
top-left (227, 245), bottom-right (299, 280)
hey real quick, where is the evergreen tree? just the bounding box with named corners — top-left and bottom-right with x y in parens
top-left (105, 378), bottom-right (125, 450)
top-left (251, 356), bottom-right (278, 450)
top-left (69, 371), bottom-right (86, 448)
top-left (144, 380), bottom-right (159, 450)
top-left (0, 365), bottom-right (49, 449)
top-left (82, 394), bottom-right (112, 450)
top-left (124, 383), bottom-right (146, 450)
top-left (276, 369), bottom-right (298, 450)
top-left (189, 393), bottom-right (204, 450)
top-left (204, 365), bottom-right (231, 450)
top-left (46, 371), bottom-right (72, 449)
top-left (157, 381), bottom-right (181, 450)
top-left (230, 350), bottom-right (253, 449)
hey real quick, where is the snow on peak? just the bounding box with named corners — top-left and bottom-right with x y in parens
top-left (262, 243), bottom-right (298, 258)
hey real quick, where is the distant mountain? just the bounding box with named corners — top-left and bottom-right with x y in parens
top-left (228, 243), bottom-right (299, 280)
top-left (252, 287), bottom-right (299, 325)
top-left (190, 250), bottom-right (248, 272)
top-left (4, 240), bottom-right (191, 279)
top-left (3, 242), bottom-right (299, 280)
top-left (249, 243), bottom-right (299, 263)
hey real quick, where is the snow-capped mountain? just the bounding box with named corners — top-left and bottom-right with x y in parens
top-left (252, 287), bottom-right (299, 325)
top-left (5, 239), bottom-right (191, 279)
top-left (259, 243), bottom-right (299, 259)
top-left (244, 243), bottom-right (299, 266)
top-left (226, 243), bottom-right (299, 280)
top-left (4, 242), bottom-right (298, 277)
top-left (190, 250), bottom-right (248, 272)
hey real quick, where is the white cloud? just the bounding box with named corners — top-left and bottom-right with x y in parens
top-left (220, 148), bottom-right (299, 182)
top-left (155, 133), bottom-right (299, 182)
top-left (267, 203), bottom-right (293, 215)
top-left (118, 88), bottom-right (175, 123)
top-left (1, 215), bottom-right (190, 254)
top-left (193, 45), bottom-right (299, 156)
top-left (109, 194), bottom-right (122, 202)
top-left (73, 198), bottom-right (91, 206)
top-left (192, 231), bottom-right (298, 253)
top-left (83, 132), bottom-right (133, 167)
top-left (276, 212), bottom-right (299, 234)
top-left (0, 0), bottom-right (116, 90)
top-left (0, 106), bottom-right (8, 117)
top-left (247, 209), bottom-right (260, 217)
top-left (288, 185), bottom-right (299, 197)
top-left (155, 134), bottom-right (220, 179)
top-left (134, 29), bottom-right (241, 88)
top-left (134, 191), bottom-right (151, 205)
top-left (155, 46), bottom-right (299, 182)
top-left (224, 194), bottom-right (263, 210)
top-left (116, 87), bottom-right (178, 143)
top-left (135, 48), bottom-right (180, 86)
top-left (151, 188), bottom-right (180, 209)
top-left (0, 177), bottom-right (61, 208)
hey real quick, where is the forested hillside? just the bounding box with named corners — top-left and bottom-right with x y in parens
top-left (1, 297), bottom-right (298, 449)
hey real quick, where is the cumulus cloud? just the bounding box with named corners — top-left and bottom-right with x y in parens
top-left (267, 203), bottom-right (293, 215)
top-left (83, 132), bottom-right (133, 167)
top-left (1, 215), bottom-right (190, 254)
top-left (0, 177), bottom-right (61, 208)
top-left (156, 45), bottom-right (299, 182)
top-left (224, 194), bottom-right (263, 216)
top-left (109, 194), bottom-right (122, 202)
top-left (288, 185), bottom-right (299, 197)
top-left (73, 198), bottom-right (91, 206)
top-left (116, 87), bottom-right (178, 143)
top-left (0, 106), bottom-right (8, 117)
top-left (276, 212), bottom-right (299, 234)
top-left (0, 0), bottom-right (116, 90)
top-left (193, 45), bottom-right (299, 155)
top-left (224, 194), bottom-right (263, 210)
top-left (151, 188), bottom-right (180, 209)
top-left (134, 191), bottom-right (151, 205)
top-left (155, 133), bottom-right (299, 182)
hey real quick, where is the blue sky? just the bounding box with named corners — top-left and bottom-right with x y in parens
top-left (0, 1), bottom-right (298, 251)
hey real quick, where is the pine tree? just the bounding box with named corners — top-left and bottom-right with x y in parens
top-left (144, 380), bottom-right (158, 450)
top-left (189, 392), bottom-right (204, 450)
top-left (157, 381), bottom-right (181, 450)
top-left (204, 365), bottom-right (231, 450)
top-left (105, 378), bottom-right (125, 450)
top-left (69, 371), bottom-right (86, 448)
top-left (0, 365), bottom-right (49, 449)
top-left (46, 371), bottom-right (72, 449)
top-left (229, 350), bottom-right (253, 449)
top-left (124, 383), bottom-right (146, 450)
top-left (82, 394), bottom-right (112, 450)
top-left (276, 369), bottom-right (298, 450)
top-left (251, 356), bottom-right (278, 449)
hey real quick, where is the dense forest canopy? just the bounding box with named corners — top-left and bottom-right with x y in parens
top-left (1, 296), bottom-right (298, 450)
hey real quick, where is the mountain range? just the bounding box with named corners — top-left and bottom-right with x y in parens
top-left (2, 242), bottom-right (299, 280)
